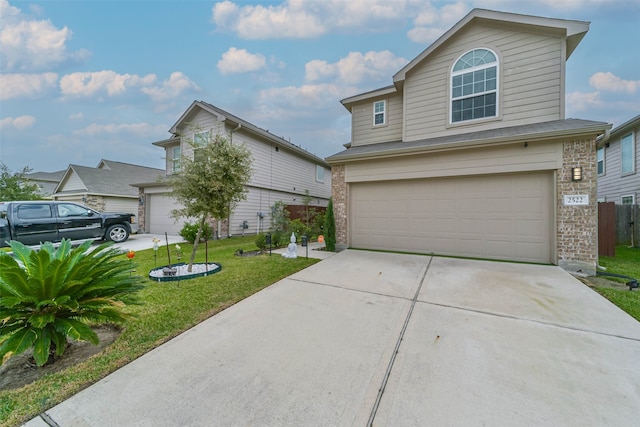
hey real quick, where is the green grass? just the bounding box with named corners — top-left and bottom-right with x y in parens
top-left (595, 245), bottom-right (640, 322)
top-left (0, 236), bottom-right (317, 427)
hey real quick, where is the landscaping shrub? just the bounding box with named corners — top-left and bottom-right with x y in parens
top-left (324, 198), bottom-right (336, 251)
top-left (255, 233), bottom-right (266, 251)
top-left (288, 218), bottom-right (311, 239)
top-left (179, 221), bottom-right (212, 243)
top-left (0, 239), bottom-right (143, 367)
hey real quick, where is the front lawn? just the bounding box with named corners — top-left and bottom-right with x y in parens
top-left (595, 245), bottom-right (640, 322)
top-left (0, 236), bottom-right (317, 427)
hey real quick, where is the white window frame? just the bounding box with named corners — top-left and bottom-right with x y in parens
top-left (621, 195), bottom-right (635, 205)
top-left (597, 146), bottom-right (605, 176)
top-left (171, 146), bottom-right (181, 172)
top-left (193, 130), bottom-right (210, 162)
top-left (450, 48), bottom-right (499, 124)
top-left (316, 165), bottom-right (325, 183)
top-left (621, 132), bottom-right (635, 175)
top-left (373, 100), bottom-right (386, 126)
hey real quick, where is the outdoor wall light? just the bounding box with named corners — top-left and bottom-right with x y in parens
top-left (572, 167), bottom-right (583, 182)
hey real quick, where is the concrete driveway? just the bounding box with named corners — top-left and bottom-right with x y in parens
top-left (25, 250), bottom-right (640, 426)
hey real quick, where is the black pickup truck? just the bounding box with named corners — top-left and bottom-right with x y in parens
top-left (0, 201), bottom-right (135, 248)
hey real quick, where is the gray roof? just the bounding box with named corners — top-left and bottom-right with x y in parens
top-left (610, 114), bottom-right (640, 137)
top-left (326, 119), bottom-right (610, 163)
top-left (54, 160), bottom-right (164, 197)
top-left (24, 170), bottom-right (66, 196)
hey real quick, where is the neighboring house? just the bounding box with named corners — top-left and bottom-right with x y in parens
top-left (135, 100), bottom-right (331, 236)
top-left (597, 114), bottom-right (639, 205)
top-left (326, 8), bottom-right (611, 275)
top-left (24, 170), bottom-right (65, 198)
top-left (52, 160), bottom-right (164, 230)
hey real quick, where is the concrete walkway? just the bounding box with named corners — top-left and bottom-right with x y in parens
top-left (24, 251), bottom-right (640, 426)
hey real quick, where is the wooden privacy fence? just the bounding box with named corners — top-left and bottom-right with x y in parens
top-left (598, 203), bottom-right (640, 256)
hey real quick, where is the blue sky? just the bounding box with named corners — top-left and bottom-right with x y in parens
top-left (1, 0), bottom-right (639, 173)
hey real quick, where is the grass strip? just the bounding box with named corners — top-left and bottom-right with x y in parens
top-left (1, 236), bottom-right (317, 427)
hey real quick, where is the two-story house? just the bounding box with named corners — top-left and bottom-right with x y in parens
top-left (326, 9), bottom-right (611, 275)
top-left (135, 100), bottom-right (331, 237)
top-left (597, 114), bottom-right (639, 205)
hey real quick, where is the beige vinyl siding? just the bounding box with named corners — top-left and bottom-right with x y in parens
top-left (230, 128), bottom-right (331, 200)
top-left (597, 126), bottom-right (640, 203)
top-left (345, 141), bottom-right (562, 183)
top-left (228, 186), bottom-right (329, 236)
top-left (180, 109), bottom-right (226, 159)
top-left (58, 172), bottom-right (87, 192)
top-left (351, 93), bottom-right (404, 146)
top-left (404, 23), bottom-right (563, 141)
top-left (103, 197), bottom-right (137, 214)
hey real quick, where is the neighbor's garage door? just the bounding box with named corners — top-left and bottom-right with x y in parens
top-left (350, 172), bottom-right (553, 263)
top-left (147, 193), bottom-right (185, 235)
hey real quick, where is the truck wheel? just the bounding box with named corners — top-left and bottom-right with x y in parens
top-left (106, 224), bottom-right (129, 243)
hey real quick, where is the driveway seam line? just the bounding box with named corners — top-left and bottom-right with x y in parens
top-left (367, 256), bottom-right (434, 427)
top-left (39, 412), bottom-right (60, 427)
top-left (418, 299), bottom-right (640, 342)
top-left (287, 277), bottom-right (414, 302)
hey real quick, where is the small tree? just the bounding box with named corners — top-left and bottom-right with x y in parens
top-left (269, 200), bottom-right (290, 247)
top-left (324, 198), bottom-right (336, 251)
top-left (0, 240), bottom-right (143, 366)
top-left (168, 134), bottom-right (252, 271)
top-left (0, 163), bottom-right (41, 201)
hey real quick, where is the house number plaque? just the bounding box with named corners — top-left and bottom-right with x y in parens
top-left (563, 195), bottom-right (589, 205)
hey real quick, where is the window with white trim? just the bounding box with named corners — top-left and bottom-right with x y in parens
top-left (621, 195), bottom-right (635, 205)
top-left (316, 165), bottom-right (325, 183)
top-left (451, 48), bottom-right (498, 123)
top-left (597, 146), bottom-right (605, 175)
top-left (373, 100), bottom-right (386, 126)
top-left (171, 146), bottom-right (181, 172)
top-left (193, 130), bottom-right (209, 162)
top-left (621, 133), bottom-right (635, 174)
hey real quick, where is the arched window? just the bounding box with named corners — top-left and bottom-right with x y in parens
top-left (451, 48), bottom-right (498, 123)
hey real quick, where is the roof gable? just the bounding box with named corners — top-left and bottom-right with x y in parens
top-left (54, 161), bottom-right (164, 197)
top-left (393, 8), bottom-right (589, 85)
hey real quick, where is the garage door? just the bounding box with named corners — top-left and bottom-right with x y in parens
top-left (350, 172), bottom-right (553, 263)
top-left (147, 193), bottom-right (186, 235)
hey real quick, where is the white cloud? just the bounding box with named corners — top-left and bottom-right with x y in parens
top-left (212, 0), bottom-right (432, 40)
top-left (408, 2), bottom-right (469, 44)
top-left (141, 72), bottom-right (201, 102)
top-left (255, 83), bottom-right (357, 120)
top-left (306, 51), bottom-right (407, 85)
top-left (73, 122), bottom-right (166, 137)
top-left (0, 0), bottom-right (90, 71)
top-left (0, 73), bottom-right (58, 99)
top-left (213, 0), bottom-right (325, 39)
top-left (217, 48), bottom-right (267, 74)
top-left (69, 112), bottom-right (83, 120)
top-left (589, 72), bottom-right (639, 93)
top-left (0, 115), bottom-right (36, 130)
top-left (566, 91), bottom-right (602, 112)
top-left (59, 71), bottom-right (157, 97)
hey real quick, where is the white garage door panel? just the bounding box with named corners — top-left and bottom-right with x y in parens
top-left (148, 194), bottom-right (186, 235)
top-left (350, 172), bottom-right (552, 263)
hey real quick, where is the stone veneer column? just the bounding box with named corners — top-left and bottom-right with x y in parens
top-left (331, 164), bottom-right (348, 247)
top-left (556, 137), bottom-right (597, 276)
top-left (138, 189), bottom-right (146, 233)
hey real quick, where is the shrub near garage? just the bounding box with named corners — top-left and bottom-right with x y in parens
top-left (0, 239), bottom-right (143, 367)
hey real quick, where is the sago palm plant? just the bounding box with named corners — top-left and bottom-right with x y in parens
top-left (0, 239), bottom-right (143, 367)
